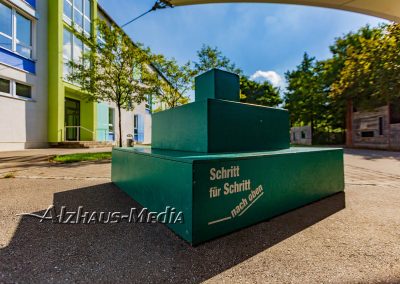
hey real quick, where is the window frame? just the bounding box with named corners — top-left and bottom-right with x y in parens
top-left (0, 77), bottom-right (11, 96)
top-left (15, 81), bottom-right (32, 99)
top-left (108, 107), bottom-right (115, 134)
top-left (0, 76), bottom-right (33, 100)
top-left (145, 94), bottom-right (151, 111)
top-left (63, 27), bottom-right (86, 80)
top-left (63, 0), bottom-right (92, 36)
top-left (0, 1), bottom-right (34, 60)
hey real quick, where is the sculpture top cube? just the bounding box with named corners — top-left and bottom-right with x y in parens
top-left (195, 69), bottom-right (240, 102)
top-left (152, 69), bottom-right (290, 153)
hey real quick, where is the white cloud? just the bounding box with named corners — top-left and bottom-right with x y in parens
top-left (250, 70), bottom-right (283, 88)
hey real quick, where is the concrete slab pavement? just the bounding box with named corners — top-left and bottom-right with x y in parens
top-left (0, 148), bottom-right (399, 283)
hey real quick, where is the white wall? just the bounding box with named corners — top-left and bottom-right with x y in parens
top-left (0, 0), bottom-right (48, 151)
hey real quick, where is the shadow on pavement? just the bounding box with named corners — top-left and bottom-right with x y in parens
top-left (0, 183), bottom-right (345, 283)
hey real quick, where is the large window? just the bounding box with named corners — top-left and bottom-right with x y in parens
top-left (16, 12), bottom-right (32, 58)
top-left (0, 77), bottom-right (32, 99)
top-left (64, 0), bottom-right (91, 35)
top-left (108, 108), bottom-right (115, 137)
top-left (63, 28), bottom-right (73, 78)
top-left (63, 28), bottom-right (88, 79)
top-left (134, 114), bottom-right (144, 143)
top-left (0, 2), bottom-right (12, 50)
top-left (0, 1), bottom-right (33, 59)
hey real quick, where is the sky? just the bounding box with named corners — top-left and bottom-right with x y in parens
top-left (98, 0), bottom-right (386, 89)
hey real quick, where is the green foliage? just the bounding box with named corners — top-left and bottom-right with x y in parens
top-left (194, 44), bottom-right (282, 107)
top-left (67, 20), bottom-right (159, 146)
top-left (240, 76), bottom-right (282, 107)
top-left (285, 53), bottom-right (324, 130)
top-left (284, 23), bottom-right (400, 142)
top-left (331, 23), bottom-right (400, 110)
top-left (152, 55), bottom-right (195, 110)
top-left (51, 152), bottom-right (112, 163)
top-left (193, 44), bottom-right (242, 75)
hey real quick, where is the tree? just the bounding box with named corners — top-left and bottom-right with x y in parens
top-left (240, 76), bottom-right (282, 107)
top-left (67, 20), bottom-right (159, 147)
top-left (152, 55), bottom-right (195, 110)
top-left (284, 53), bottom-right (327, 136)
top-left (193, 44), bottom-right (242, 75)
top-left (328, 25), bottom-right (384, 145)
top-left (331, 23), bottom-right (400, 108)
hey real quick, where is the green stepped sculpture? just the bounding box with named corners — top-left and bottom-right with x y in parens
top-left (152, 69), bottom-right (290, 153)
top-left (112, 68), bottom-right (344, 245)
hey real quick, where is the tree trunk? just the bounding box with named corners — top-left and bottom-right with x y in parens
top-left (346, 99), bottom-right (353, 147)
top-left (388, 102), bottom-right (392, 149)
top-left (118, 106), bottom-right (122, 147)
top-left (310, 118), bottom-right (314, 145)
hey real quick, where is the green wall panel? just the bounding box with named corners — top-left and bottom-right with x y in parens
top-left (208, 99), bottom-right (290, 152)
top-left (191, 148), bottom-right (344, 244)
top-left (112, 147), bottom-right (344, 245)
top-left (152, 100), bottom-right (209, 152)
top-left (112, 148), bottom-right (194, 242)
top-left (195, 69), bottom-right (240, 102)
top-left (152, 99), bottom-right (289, 153)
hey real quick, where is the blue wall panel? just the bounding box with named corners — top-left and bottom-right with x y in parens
top-left (25, 0), bottom-right (36, 8)
top-left (96, 103), bottom-right (110, 141)
top-left (0, 48), bottom-right (35, 74)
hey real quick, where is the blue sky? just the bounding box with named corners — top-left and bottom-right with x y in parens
top-left (98, 0), bottom-right (386, 88)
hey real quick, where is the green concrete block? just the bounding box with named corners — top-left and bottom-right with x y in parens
top-left (152, 99), bottom-right (290, 153)
top-left (195, 69), bottom-right (240, 102)
top-left (112, 147), bottom-right (345, 245)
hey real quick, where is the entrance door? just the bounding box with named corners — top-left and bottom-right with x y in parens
top-left (65, 98), bottom-right (80, 141)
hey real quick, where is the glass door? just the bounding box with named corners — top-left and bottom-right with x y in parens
top-left (65, 98), bottom-right (80, 141)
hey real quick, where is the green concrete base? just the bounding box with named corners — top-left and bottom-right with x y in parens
top-left (112, 147), bottom-right (344, 245)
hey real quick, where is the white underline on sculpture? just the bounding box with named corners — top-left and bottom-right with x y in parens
top-left (238, 192), bottom-right (264, 217)
top-left (208, 216), bottom-right (232, 225)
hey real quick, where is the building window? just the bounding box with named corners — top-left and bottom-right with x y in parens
top-left (134, 114), bottom-right (144, 143)
top-left (108, 108), bottom-right (115, 140)
top-left (63, 28), bottom-right (87, 79)
top-left (145, 94), bottom-right (151, 111)
top-left (16, 12), bottom-right (32, 58)
top-left (0, 78), bottom-right (10, 94)
top-left (0, 2), bottom-right (12, 50)
top-left (63, 28), bottom-right (72, 78)
top-left (361, 131), bottom-right (374, 138)
top-left (0, 77), bottom-right (32, 99)
top-left (63, 0), bottom-right (72, 21)
top-left (0, 1), bottom-right (33, 59)
top-left (15, 82), bottom-right (31, 98)
top-left (378, 117), bottom-right (383, 136)
top-left (64, 0), bottom-right (91, 36)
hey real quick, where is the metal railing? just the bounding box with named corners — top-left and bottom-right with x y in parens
top-left (64, 126), bottom-right (108, 142)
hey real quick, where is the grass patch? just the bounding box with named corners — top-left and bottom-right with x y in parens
top-left (3, 172), bottom-right (15, 179)
top-left (51, 152), bottom-right (112, 164)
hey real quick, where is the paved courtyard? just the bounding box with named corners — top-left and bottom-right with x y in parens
top-left (0, 148), bottom-right (399, 283)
